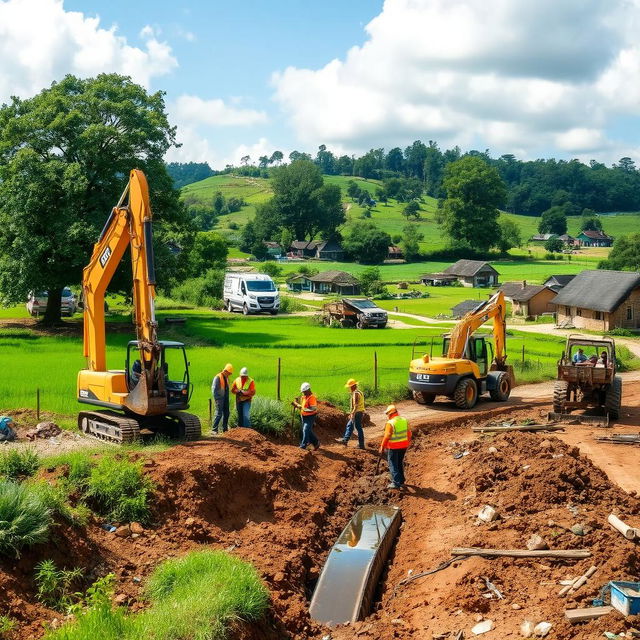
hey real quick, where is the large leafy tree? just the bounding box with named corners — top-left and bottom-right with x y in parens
top-left (0, 73), bottom-right (190, 324)
top-left (343, 221), bottom-right (391, 264)
top-left (258, 159), bottom-right (345, 241)
top-left (437, 156), bottom-right (506, 252)
top-left (599, 233), bottom-right (640, 271)
top-left (538, 206), bottom-right (568, 235)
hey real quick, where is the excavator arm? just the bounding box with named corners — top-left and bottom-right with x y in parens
top-left (81, 169), bottom-right (166, 415)
top-left (446, 291), bottom-right (507, 365)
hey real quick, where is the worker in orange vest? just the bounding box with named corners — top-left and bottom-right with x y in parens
top-left (335, 378), bottom-right (365, 449)
top-left (231, 367), bottom-right (256, 428)
top-left (379, 404), bottom-right (411, 489)
top-left (292, 382), bottom-right (320, 451)
top-left (211, 363), bottom-right (233, 434)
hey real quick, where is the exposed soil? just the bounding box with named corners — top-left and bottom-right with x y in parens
top-left (1, 385), bottom-right (640, 639)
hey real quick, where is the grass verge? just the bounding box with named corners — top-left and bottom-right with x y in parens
top-left (45, 550), bottom-right (269, 640)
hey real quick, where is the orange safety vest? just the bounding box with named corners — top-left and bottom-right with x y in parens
top-left (233, 376), bottom-right (254, 401)
top-left (217, 372), bottom-right (229, 390)
top-left (387, 416), bottom-right (409, 449)
top-left (301, 393), bottom-right (318, 416)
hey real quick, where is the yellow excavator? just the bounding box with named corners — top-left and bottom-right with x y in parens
top-left (77, 169), bottom-right (201, 443)
top-left (408, 291), bottom-right (514, 409)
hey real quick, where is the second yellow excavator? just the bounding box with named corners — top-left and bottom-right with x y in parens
top-left (408, 291), bottom-right (514, 409)
top-left (76, 169), bottom-right (201, 443)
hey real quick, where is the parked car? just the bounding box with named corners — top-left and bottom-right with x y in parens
top-left (322, 298), bottom-right (388, 328)
top-left (26, 288), bottom-right (78, 317)
top-left (224, 273), bottom-right (280, 315)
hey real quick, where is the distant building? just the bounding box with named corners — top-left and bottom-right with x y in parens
top-left (576, 230), bottom-right (613, 247)
top-left (388, 245), bottom-right (404, 260)
top-left (500, 281), bottom-right (556, 317)
top-left (451, 300), bottom-right (484, 319)
top-left (263, 241), bottom-right (282, 258)
top-left (531, 233), bottom-right (558, 242)
top-left (315, 239), bottom-right (345, 261)
top-left (552, 270), bottom-right (640, 330)
top-left (287, 270), bottom-right (360, 295)
top-left (422, 260), bottom-right (499, 288)
top-left (289, 241), bottom-right (319, 258)
top-left (558, 234), bottom-right (577, 246)
top-left (543, 274), bottom-right (576, 293)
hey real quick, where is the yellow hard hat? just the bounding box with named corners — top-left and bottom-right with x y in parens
top-left (224, 363), bottom-right (234, 373)
top-left (344, 378), bottom-right (359, 388)
top-left (384, 404), bottom-right (397, 415)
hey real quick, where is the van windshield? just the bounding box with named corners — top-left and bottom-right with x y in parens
top-left (247, 280), bottom-right (276, 292)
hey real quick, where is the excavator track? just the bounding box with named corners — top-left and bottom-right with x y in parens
top-left (78, 410), bottom-right (141, 444)
top-left (169, 412), bottom-right (202, 441)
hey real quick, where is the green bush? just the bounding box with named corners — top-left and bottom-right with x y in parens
top-left (35, 559), bottom-right (83, 611)
top-left (45, 551), bottom-right (268, 640)
top-left (279, 296), bottom-right (306, 313)
top-left (86, 457), bottom-right (154, 524)
top-left (0, 449), bottom-right (40, 480)
top-left (0, 615), bottom-right (15, 636)
top-left (29, 481), bottom-right (91, 527)
top-left (171, 268), bottom-right (225, 308)
top-left (229, 396), bottom-right (292, 436)
top-left (0, 481), bottom-right (51, 557)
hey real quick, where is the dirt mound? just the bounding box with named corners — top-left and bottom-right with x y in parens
top-left (314, 401), bottom-right (373, 440)
top-left (0, 428), bottom-right (388, 639)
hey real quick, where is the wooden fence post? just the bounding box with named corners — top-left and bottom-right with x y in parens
top-left (36, 388), bottom-right (40, 421)
top-left (374, 351), bottom-right (378, 392)
top-left (208, 398), bottom-right (212, 426)
top-left (521, 344), bottom-right (525, 365)
top-left (277, 358), bottom-right (282, 401)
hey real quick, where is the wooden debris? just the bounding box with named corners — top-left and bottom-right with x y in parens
top-left (473, 423), bottom-right (564, 433)
top-left (564, 606), bottom-right (614, 624)
top-left (567, 565), bottom-right (598, 595)
top-left (451, 547), bottom-right (591, 559)
top-left (596, 433), bottom-right (640, 445)
top-left (608, 514), bottom-right (638, 540)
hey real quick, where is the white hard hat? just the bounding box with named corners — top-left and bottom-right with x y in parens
top-left (300, 382), bottom-right (311, 392)
top-left (240, 367), bottom-right (248, 376)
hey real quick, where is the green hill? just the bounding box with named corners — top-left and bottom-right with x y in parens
top-left (181, 173), bottom-right (640, 256)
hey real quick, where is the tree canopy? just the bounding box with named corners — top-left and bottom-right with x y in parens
top-left (0, 73), bottom-right (190, 323)
top-left (437, 156), bottom-right (506, 252)
top-left (538, 207), bottom-right (568, 235)
top-left (342, 222), bottom-right (391, 264)
top-left (599, 233), bottom-right (640, 271)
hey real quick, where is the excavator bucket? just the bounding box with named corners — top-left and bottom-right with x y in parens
top-left (123, 370), bottom-right (168, 416)
top-left (547, 412), bottom-right (610, 428)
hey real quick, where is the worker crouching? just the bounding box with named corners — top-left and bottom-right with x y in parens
top-left (231, 367), bottom-right (255, 428)
top-left (292, 382), bottom-right (320, 451)
top-left (380, 404), bottom-right (411, 490)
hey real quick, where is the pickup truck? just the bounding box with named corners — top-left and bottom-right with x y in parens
top-left (322, 298), bottom-right (388, 328)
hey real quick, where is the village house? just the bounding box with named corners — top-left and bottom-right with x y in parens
top-left (543, 274), bottom-right (576, 293)
top-left (422, 260), bottom-right (500, 288)
top-left (558, 234), bottom-right (576, 246)
top-left (286, 270), bottom-right (360, 295)
top-left (531, 233), bottom-right (558, 242)
top-left (552, 270), bottom-right (640, 331)
top-left (314, 239), bottom-right (345, 261)
top-left (289, 240), bottom-right (318, 258)
top-left (500, 281), bottom-right (556, 318)
top-left (450, 300), bottom-right (484, 319)
top-left (575, 230), bottom-right (613, 247)
top-left (263, 241), bottom-right (282, 258)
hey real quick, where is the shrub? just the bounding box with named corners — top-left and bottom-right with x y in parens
top-left (29, 481), bottom-right (91, 527)
top-left (279, 296), bottom-right (306, 314)
top-left (35, 559), bottom-right (83, 611)
top-left (227, 221), bottom-right (239, 230)
top-left (171, 269), bottom-right (225, 308)
top-left (86, 457), bottom-right (154, 524)
top-left (0, 615), bottom-right (15, 636)
top-left (260, 261), bottom-right (282, 278)
top-left (0, 449), bottom-right (40, 480)
top-left (0, 481), bottom-right (51, 557)
top-left (229, 396), bottom-right (292, 436)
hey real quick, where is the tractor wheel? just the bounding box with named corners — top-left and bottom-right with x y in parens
top-left (605, 375), bottom-right (622, 420)
top-left (552, 380), bottom-right (569, 413)
top-left (489, 372), bottom-right (511, 402)
top-left (454, 378), bottom-right (478, 409)
top-left (413, 391), bottom-right (436, 405)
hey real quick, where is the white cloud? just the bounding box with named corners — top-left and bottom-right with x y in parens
top-left (174, 95), bottom-right (267, 127)
top-left (0, 0), bottom-right (177, 103)
top-left (273, 0), bottom-right (640, 161)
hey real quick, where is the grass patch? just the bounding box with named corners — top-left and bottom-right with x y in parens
top-left (229, 396), bottom-right (291, 436)
top-left (45, 551), bottom-right (269, 640)
top-left (0, 615), bottom-right (15, 636)
top-left (85, 456), bottom-right (154, 524)
top-left (0, 480), bottom-right (51, 557)
top-left (0, 449), bottom-right (40, 480)
top-left (35, 559), bottom-right (83, 611)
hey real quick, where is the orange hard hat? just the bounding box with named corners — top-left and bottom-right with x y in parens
top-left (344, 378), bottom-right (359, 388)
top-left (224, 363), bottom-right (234, 373)
top-left (385, 404), bottom-right (397, 415)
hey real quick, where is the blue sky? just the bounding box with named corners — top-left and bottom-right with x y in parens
top-left (2, 0), bottom-right (640, 168)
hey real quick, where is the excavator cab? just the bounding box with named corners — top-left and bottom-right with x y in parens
top-left (441, 335), bottom-right (491, 375)
top-left (125, 340), bottom-right (192, 410)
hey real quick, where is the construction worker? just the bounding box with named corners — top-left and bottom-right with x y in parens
top-left (211, 363), bottom-right (233, 434)
top-left (231, 367), bottom-right (256, 428)
top-left (379, 404), bottom-right (411, 490)
top-left (336, 378), bottom-right (365, 449)
top-left (292, 382), bottom-right (320, 451)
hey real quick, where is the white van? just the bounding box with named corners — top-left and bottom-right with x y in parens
top-left (224, 273), bottom-right (280, 315)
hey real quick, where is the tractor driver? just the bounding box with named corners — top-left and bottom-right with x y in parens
top-left (572, 348), bottom-right (588, 365)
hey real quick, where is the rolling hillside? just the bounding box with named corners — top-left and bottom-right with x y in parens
top-left (181, 173), bottom-right (640, 261)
